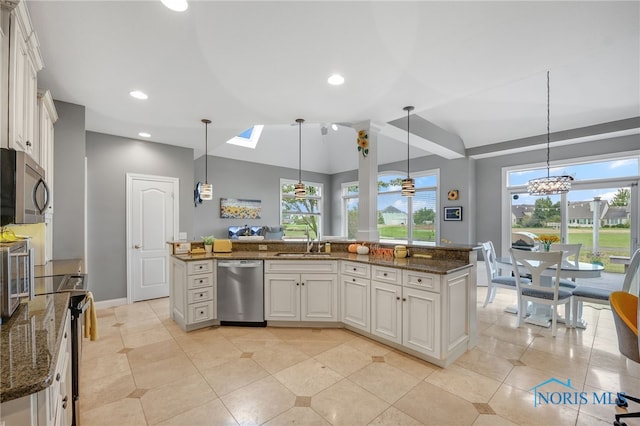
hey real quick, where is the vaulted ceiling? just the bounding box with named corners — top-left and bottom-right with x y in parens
top-left (28, 1), bottom-right (640, 173)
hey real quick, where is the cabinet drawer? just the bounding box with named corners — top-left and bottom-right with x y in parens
top-left (371, 265), bottom-right (401, 285)
top-left (188, 260), bottom-right (213, 275)
top-left (187, 300), bottom-right (215, 323)
top-left (265, 260), bottom-right (338, 274)
top-left (187, 287), bottom-right (214, 303)
top-left (403, 270), bottom-right (440, 292)
top-left (188, 273), bottom-right (213, 289)
top-left (341, 261), bottom-right (370, 278)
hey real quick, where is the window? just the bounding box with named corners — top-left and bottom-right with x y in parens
top-left (342, 171), bottom-right (439, 245)
top-left (505, 154), bottom-right (640, 271)
top-left (280, 179), bottom-right (323, 239)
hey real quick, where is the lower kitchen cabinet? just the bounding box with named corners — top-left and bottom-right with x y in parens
top-left (371, 280), bottom-right (401, 344)
top-left (341, 261), bottom-right (371, 333)
top-left (402, 286), bottom-right (441, 358)
top-left (170, 258), bottom-right (217, 331)
top-left (264, 261), bottom-right (338, 322)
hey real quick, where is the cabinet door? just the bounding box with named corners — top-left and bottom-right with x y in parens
top-left (341, 275), bottom-right (370, 332)
top-left (371, 280), bottom-right (402, 344)
top-left (402, 287), bottom-right (441, 358)
top-left (301, 273), bottom-right (337, 321)
top-left (23, 57), bottom-right (37, 157)
top-left (9, 20), bottom-right (28, 152)
top-left (265, 274), bottom-right (299, 321)
top-left (170, 259), bottom-right (187, 324)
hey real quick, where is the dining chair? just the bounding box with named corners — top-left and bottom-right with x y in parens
top-left (610, 290), bottom-right (639, 426)
top-left (481, 241), bottom-right (530, 308)
top-left (510, 248), bottom-right (572, 337)
top-left (549, 243), bottom-right (582, 289)
top-left (572, 248), bottom-right (640, 327)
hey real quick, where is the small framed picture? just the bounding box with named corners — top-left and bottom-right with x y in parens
top-left (444, 206), bottom-right (462, 221)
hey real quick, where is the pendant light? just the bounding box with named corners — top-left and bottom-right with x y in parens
top-left (294, 118), bottom-right (306, 199)
top-left (527, 71), bottom-right (572, 196)
top-left (200, 119), bottom-right (213, 201)
top-left (401, 106), bottom-right (415, 197)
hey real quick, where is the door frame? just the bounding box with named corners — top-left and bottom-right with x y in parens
top-left (126, 173), bottom-right (180, 304)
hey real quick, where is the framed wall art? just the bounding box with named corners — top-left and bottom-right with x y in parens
top-left (444, 206), bottom-right (462, 221)
top-left (220, 198), bottom-right (262, 219)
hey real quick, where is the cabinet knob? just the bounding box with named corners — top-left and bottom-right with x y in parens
top-left (353, 268), bottom-right (356, 271)
top-left (383, 273), bottom-right (387, 276)
top-left (56, 373), bottom-right (61, 381)
top-left (26, 140), bottom-right (31, 147)
top-left (296, 283), bottom-right (300, 286)
top-left (62, 396), bottom-right (68, 409)
top-left (64, 332), bottom-right (67, 339)
top-left (402, 298), bottom-right (407, 302)
top-left (352, 278), bottom-right (355, 282)
top-left (199, 293), bottom-right (203, 297)
top-left (417, 278), bottom-right (422, 283)
top-left (199, 280), bottom-right (203, 283)
top-left (396, 296), bottom-right (400, 301)
top-left (301, 282), bottom-right (305, 286)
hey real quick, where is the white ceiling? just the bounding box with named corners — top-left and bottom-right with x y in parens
top-left (28, 1), bottom-right (640, 174)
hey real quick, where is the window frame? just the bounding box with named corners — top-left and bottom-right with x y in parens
top-left (280, 178), bottom-right (324, 239)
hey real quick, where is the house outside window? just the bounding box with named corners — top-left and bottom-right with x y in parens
top-left (280, 179), bottom-right (323, 240)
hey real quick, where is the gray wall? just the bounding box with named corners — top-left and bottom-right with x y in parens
top-left (476, 133), bottom-right (640, 255)
top-left (86, 132), bottom-right (194, 301)
top-left (193, 155), bottom-right (333, 240)
top-left (52, 101), bottom-right (86, 260)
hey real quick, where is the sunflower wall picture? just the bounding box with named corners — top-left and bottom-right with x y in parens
top-left (220, 198), bottom-right (262, 219)
top-left (357, 129), bottom-right (369, 158)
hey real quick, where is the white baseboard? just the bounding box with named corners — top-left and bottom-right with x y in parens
top-left (94, 298), bottom-right (127, 309)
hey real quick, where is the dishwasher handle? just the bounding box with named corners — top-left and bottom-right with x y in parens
top-left (217, 260), bottom-right (263, 268)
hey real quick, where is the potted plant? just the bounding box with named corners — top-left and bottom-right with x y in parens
top-left (589, 251), bottom-right (604, 266)
top-left (201, 235), bottom-right (215, 253)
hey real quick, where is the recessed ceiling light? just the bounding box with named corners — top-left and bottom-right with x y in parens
top-left (138, 132), bottom-right (151, 138)
top-left (161, 0), bottom-right (188, 12)
top-left (327, 74), bottom-right (345, 86)
top-left (331, 124), bottom-right (338, 131)
top-left (129, 90), bottom-right (148, 100)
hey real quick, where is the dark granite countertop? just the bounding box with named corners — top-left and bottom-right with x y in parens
top-left (172, 251), bottom-right (472, 275)
top-left (1, 293), bottom-right (70, 403)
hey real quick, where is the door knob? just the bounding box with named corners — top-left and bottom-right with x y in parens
top-left (134, 245), bottom-right (141, 249)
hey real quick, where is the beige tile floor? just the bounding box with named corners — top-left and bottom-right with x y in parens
top-left (80, 285), bottom-right (640, 425)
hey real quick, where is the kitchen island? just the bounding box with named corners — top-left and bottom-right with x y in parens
top-left (1, 293), bottom-right (72, 425)
top-left (170, 242), bottom-right (477, 367)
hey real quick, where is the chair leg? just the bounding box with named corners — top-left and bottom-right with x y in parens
top-left (516, 295), bottom-right (524, 328)
top-left (483, 283), bottom-right (493, 307)
top-left (571, 298), bottom-right (577, 328)
top-left (551, 304), bottom-right (558, 337)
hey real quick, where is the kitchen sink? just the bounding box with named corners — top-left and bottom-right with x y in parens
top-left (275, 252), bottom-right (332, 257)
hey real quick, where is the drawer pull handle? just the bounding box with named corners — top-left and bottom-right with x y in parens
top-left (56, 373), bottom-right (61, 382)
top-left (383, 273), bottom-right (387, 276)
top-left (417, 278), bottom-right (422, 283)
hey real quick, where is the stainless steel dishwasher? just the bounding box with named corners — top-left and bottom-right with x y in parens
top-left (217, 260), bottom-right (266, 326)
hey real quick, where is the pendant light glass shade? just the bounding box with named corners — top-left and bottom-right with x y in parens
top-left (200, 119), bottom-right (213, 201)
top-left (527, 71), bottom-right (572, 196)
top-left (402, 106), bottom-right (415, 197)
top-left (295, 118), bottom-right (306, 200)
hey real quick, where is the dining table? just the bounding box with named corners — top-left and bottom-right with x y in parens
top-left (496, 256), bottom-right (604, 328)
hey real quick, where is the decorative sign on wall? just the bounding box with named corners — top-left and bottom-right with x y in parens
top-left (220, 198), bottom-right (262, 219)
top-left (444, 206), bottom-right (463, 221)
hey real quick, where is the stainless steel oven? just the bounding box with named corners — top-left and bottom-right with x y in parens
top-left (0, 240), bottom-right (34, 322)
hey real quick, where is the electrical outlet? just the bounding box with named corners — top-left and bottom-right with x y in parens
top-left (258, 244), bottom-right (268, 251)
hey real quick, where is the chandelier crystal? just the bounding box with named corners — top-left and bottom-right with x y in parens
top-left (527, 71), bottom-right (572, 196)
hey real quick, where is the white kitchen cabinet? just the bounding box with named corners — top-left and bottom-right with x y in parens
top-left (37, 89), bottom-right (57, 188)
top-left (7, 1), bottom-right (43, 157)
top-left (170, 258), bottom-right (217, 331)
top-left (340, 261), bottom-right (370, 332)
top-left (402, 285), bottom-right (441, 358)
top-left (371, 279), bottom-right (402, 344)
top-left (264, 260), bottom-right (338, 322)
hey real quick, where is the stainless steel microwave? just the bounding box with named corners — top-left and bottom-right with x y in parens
top-left (0, 240), bottom-right (34, 323)
top-left (0, 148), bottom-right (50, 226)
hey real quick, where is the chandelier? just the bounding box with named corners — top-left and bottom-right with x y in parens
top-left (200, 119), bottom-right (213, 201)
top-left (401, 106), bottom-right (415, 197)
top-left (527, 71), bottom-right (572, 196)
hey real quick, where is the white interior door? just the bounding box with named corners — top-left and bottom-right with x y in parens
top-left (127, 174), bottom-right (179, 302)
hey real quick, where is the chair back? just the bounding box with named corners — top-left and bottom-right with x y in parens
top-left (510, 248), bottom-right (563, 299)
top-left (481, 241), bottom-right (499, 282)
top-left (610, 291), bottom-right (640, 363)
top-left (550, 243), bottom-right (582, 267)
top-left (622, 248), bottom-right (640, 294)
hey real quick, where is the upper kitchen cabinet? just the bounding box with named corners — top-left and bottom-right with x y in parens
top-left (5, 0), bottom-right (43, 159)
top-left (38, 89), bottom-right (57, 204)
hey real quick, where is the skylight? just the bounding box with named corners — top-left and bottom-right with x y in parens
top-left (226, 125), bottom-right (264, 149)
